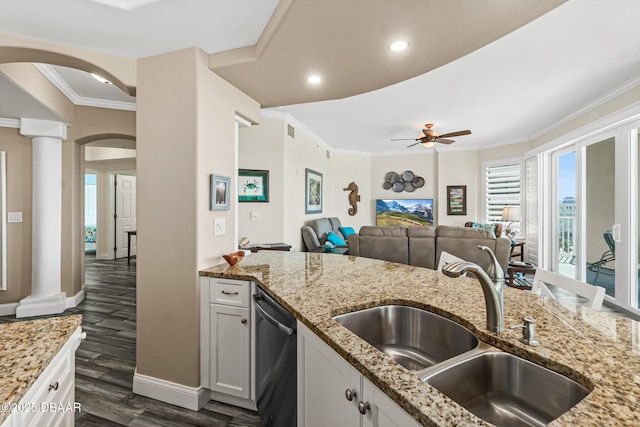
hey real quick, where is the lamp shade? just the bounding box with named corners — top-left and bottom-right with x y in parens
top-left (501, 207), bottom-right (520, 222)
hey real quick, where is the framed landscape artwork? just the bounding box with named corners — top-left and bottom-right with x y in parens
top-left (238, 169), bottom-right (269, 202)
top-left (447, 185), bottom-right (467, 215)
top-left (376, 199), bottom-right (434, 226)
top-left (305, 168), bottom-right (323, 214)
top-left (210, 174), bottom-right (230, 211)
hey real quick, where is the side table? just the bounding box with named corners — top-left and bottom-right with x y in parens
top-left (510, 241), bottom-right (525, 261)
top-left (506, 261), bottom-right (536, 290)
top-left (241, 243), bottom-right (292, 253)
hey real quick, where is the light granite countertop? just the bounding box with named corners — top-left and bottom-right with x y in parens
top-left (200, 252), bottom-right (640, 426)
top-left (0, 315), bottom-right (82, 424)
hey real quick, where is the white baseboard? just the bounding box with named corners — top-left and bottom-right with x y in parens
top-left (0, 289), bottom-right (84, 317)
top-left (16, 293), bottom-right (67, 318)
top-left (66, 288), bottom-right (85, 308)
top-left (133, 370), bottom-right (209, 411)
top-left (0, 302), bottom-right (19, 316)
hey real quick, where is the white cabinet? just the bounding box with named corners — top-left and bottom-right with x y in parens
top-left (209, 303), bottom-right (250, 398)
top-left (298, 321), bottom-right (420, 427)
top-left (4, 326), bottom-right (83, 427)
top-left (200, 277), bottom-right (255, 410)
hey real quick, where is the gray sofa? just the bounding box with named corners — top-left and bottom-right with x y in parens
top-left (348, 225), bottom-right (510, 273)
top-left (301, 217), bottom-right (347, 251)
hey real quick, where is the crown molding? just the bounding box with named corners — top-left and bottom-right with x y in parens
top-left (530, 74), bottom-right (640, 141)
top-left (0, 118), bottom-right (20, 129)
top-left (34, 64), bottom-right (136, 112)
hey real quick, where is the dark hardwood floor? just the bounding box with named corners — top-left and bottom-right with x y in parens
top-left (0, 255), bottom-right (262, 427)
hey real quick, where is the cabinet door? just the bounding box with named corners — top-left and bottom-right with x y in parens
top-left (210, 304), bottom-right (250, 399)
top-left (298, 322), bottom-right (361, 427)
top-left (362, 377), bottom-right (421, 427)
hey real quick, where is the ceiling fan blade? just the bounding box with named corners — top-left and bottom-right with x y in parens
top-left (439, 130), bottom-right (471, 138)
top-left (406, 141), bottom-right (421, 148)
top-left (437, 138), bottom-right (455, 145)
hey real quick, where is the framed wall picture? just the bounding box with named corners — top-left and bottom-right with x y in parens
top-left (305, 168), bottom-right (323, 214)
top-left (210, 174), bottom-right (231, 211)
top-left (447, 185), bottom-right (467, 215)
top-left (238, 169), bottom-right (269, 202)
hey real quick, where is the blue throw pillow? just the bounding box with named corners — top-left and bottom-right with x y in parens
top-left (326, 231), bottom-right (346, 246)
top-left (339, 226), bottom-right (356, 239)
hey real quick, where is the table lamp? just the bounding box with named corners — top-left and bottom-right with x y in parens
top-left (501, 207), bottom-right (520, 241)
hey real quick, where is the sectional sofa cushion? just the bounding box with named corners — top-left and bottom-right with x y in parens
top-left (355, 226), bottom-right (409, 264)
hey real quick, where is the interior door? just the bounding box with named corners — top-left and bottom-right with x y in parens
top-left (115, 174), bottom-right (136, 259)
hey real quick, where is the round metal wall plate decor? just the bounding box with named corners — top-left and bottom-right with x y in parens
top-left (383, 171), bottom-right (425, 192)
top-left (412, 176), bottom-right (425, 188)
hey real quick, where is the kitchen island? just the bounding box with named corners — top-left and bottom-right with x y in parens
top-left (0, 315), bottom-right (83, 426)
top-left (200, 251), bottom-right (640, 426)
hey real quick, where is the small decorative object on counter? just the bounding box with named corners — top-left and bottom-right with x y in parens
top-left (223, 251), bottom-right (245, 266)
top-left (343, 182), bottom-right (360, 216)
top-left (239, 236), bottom-right (251, 247)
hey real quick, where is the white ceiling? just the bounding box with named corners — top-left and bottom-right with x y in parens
top-left (0, 0), bottom-right (638, 154)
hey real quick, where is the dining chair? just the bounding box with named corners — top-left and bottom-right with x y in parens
top-left (531, 268), bottom-right (606, 310)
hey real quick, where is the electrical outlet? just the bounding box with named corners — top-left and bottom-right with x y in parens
top-left (250, 211), bottom-right (260, 220)
top-left (214, 218), bottom-right (225, 236)
top-left (8, 212), bottom-right (22, 223)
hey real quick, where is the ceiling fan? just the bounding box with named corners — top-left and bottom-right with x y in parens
top-left (391, 123), bottom-right (471, 148)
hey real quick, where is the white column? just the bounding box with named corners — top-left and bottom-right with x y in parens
top-left (16, 118), bottom-right (68, 318)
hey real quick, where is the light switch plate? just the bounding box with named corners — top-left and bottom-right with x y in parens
top-left (8, 212), bottom-right (22, 223)
top-left (214, 218), bottom-right (225, 236)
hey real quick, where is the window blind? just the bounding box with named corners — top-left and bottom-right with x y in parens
top-left (485, 162), bottom-right (521, 224)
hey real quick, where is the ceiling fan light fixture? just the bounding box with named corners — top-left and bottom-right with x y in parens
top-left (390, 40), bottom-right (410, 51)
top-left (422, 140), bottom-right (436, 148)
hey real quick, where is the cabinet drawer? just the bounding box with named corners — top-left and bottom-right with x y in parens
top-left (210, 279), bottom-right (250, 307)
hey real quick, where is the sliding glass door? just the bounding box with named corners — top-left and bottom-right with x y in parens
top-left (584, 137), bottom-right (615, 298)
top-left (549, 120), bottom-right (640, 314)
top-left (553, 149), bottom-right (576, 277)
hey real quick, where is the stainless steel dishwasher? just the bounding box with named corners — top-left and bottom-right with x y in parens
top-left (253, 286), bottom-right (297, 427)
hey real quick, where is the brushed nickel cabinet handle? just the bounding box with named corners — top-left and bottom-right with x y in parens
top-left (358, 401), bottom-right (370, 415)
top-left (49, 382), bottom-right (59, 392)
top-left (345, 389), bottom-right (357, 401)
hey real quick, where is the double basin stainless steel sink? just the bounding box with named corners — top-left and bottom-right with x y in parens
top-left (332, 305), bottom-right (589, 427)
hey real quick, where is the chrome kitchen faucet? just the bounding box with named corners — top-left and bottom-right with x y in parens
top-left (441, 246), bottom-right (505, 333)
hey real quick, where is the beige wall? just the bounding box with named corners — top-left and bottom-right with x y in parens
top-left (0, 128), bottom-right (32, 304)
top-left (238, 114), bottom-right (373, 251)
top-left (238, 116), bottom-right (285, 245)
top-left (136, 47), bottom-right (260, 387)
top-left (437, 150), bottom-right (479, 226)
top-left (370, 152), bottom-right (438, 223)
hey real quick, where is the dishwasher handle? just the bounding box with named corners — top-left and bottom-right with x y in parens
top-left (253, 294), bottom-right (296, 336)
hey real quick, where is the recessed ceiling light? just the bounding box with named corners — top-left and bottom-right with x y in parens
top-left (307, 75), bottom-right (323, 84)
top-left (390, 40), bottom-right (410, 51)
top-left (91, 73), bottom-right (112, 84)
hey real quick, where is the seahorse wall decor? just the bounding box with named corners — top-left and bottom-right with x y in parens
top-left (343, 182), bottom-right (360, 216)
